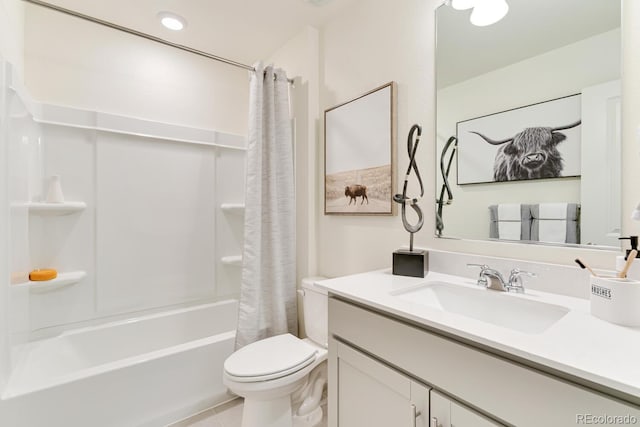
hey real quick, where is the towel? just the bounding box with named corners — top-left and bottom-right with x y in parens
top-left (489, 204), bottom-right (532, 241)
top-left (497, 221), bottom-right (522, 240)
top-left (497, 204), bottom-right (522, 221)
top-left (538, 220), bottom-right (567, 243)
top-left (538, 203), bottom-right (568, 220)
top-left (530, 203), bottom-right (581, 243)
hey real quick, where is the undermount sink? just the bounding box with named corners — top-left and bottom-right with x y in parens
top-left (392, 281), bottom-right (569, 334)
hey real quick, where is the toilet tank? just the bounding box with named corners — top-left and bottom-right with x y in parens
top-left (301, 277), bottom-right (328, 348)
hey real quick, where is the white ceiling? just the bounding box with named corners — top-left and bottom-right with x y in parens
top-left (28, 0), bottom-right (621, 85)
top-left (436, 0), bottom-right (621, 88)
top-left (36, 0), bottom-right (360, 66)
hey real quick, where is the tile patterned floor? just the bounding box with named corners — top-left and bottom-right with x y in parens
top-left (173, 398), bottom-right (328, 427)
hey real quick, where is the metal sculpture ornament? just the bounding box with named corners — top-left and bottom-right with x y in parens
top-left (393, 124), bottom-right (425, 249)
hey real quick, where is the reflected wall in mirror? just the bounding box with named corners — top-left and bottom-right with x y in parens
top-left (435, 0), bottom-right (621, 248)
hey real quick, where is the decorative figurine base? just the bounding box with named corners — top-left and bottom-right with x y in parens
top-left (392, 249), bottom-right (428, 278)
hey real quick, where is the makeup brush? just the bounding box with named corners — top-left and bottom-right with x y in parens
top-left (618, 249), bottom-right (638, 278)
top-left (575, 258), bottom-right (598, 277)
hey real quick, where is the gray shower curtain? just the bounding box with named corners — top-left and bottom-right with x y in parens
top-left (235, 62), bottom-right (297, 349)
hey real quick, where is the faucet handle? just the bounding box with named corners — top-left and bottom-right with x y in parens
top-left (507, 268), bottom-right (536, 293)
top-left (467, 263), bottom-right (489, 287)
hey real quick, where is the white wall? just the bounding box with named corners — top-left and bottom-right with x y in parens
top-left (436, 30), bottom-right (620, 241)
top-left (267, 26), bottom-right (321, 284)
top-left (314, 0), bottom-right (638, 279)
top-left (23, 3), bottom-right (249, 135)
top-left (0, 0), bottom-right (23, 74)
top-left (318, 0), bottom-right (434, 277)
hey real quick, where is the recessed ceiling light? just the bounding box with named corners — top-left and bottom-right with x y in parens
top-left (470, 0), bottom-right (508, 26)
top-left (157, 11), bottom-right (187, 31)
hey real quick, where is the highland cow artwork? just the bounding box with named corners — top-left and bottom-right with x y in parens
top-left (457, 94), bottom-right (582, 185)
top-left (324, 82), bottom-right (397, 215)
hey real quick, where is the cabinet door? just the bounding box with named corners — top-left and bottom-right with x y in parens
top-left (430, 390), bottom-right (503, 427)
top-left (335, 340), bottom-right (429, 427)
top-left (430, 390), bottom-right (451, 427)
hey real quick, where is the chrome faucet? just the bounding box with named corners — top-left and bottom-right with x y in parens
top-left (467, 264), bottom-right (536, 293)
top-left (507, 268), bottom-right (536, 293)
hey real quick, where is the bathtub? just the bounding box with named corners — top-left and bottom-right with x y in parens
top-left (0, 300), bottom-right (238, 427)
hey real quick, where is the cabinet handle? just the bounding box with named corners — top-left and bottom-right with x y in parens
top-left (411, 404), bottom-right (422, 427)
top-left (431, 417), bottom-right (438, 427)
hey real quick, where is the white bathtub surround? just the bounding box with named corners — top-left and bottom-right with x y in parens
top-left (4, 80), bottom-right (246, 332)
top-left (0, 301), bottom-right (238, 426)
top-left (237, 63), bottom-right (296, 348)
top-left (1, 63), bottom-right (246, 427)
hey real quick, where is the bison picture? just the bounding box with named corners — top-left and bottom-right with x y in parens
top-left (344, 184), bottom-right (368, 205)
top-left (470, 120), bottom-right (581, 182)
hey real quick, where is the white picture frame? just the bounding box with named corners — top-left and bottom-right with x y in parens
top-left (456, 94), bottom-right (582, 185)
top-left (324, 82), bottom-right (397, 215)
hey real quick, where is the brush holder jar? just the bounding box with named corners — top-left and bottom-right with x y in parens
top-left (590, 276), bottom-right (640, 326)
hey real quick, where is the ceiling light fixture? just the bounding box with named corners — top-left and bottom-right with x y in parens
top-left (157, 11), bottom-right (187, 31)
top-left (451, 0), bottom-right (476, 10)
top-left (448, 0), bottom-right (509, 27)
top-left (469, 0), bottom-right (509, 26)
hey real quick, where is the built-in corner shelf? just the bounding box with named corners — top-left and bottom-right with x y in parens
top-left (220, 255), bottom-right (243, 267)
top-left (27, 201), bottom-right (87, 216)
top-left (14, 271), bottom-right (87, 294)
top-left (220, 203), bottom-right (245, 215)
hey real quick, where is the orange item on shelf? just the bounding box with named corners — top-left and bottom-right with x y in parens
top-left (29, 269), bottom-right (58, 281)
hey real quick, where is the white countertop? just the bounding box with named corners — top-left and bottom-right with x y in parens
top-left (318, 269), bottom-right (640, 400)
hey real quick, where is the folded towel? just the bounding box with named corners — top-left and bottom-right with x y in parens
top-left (489, 204), bottom-right (532, 240)
top-left (529, 203), bottom-right (580, 243)
top-left (537, 203), bottom-right (568, 220)
top-left (498, 221), bottom-right (522, 241)
top-left (497, 204), bottom-right (522, 221)
top-left (536, 219), bottom-right (566, 243)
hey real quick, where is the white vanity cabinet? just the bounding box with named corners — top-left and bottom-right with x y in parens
top-left (334, 339), bottom-right (429, 427)
top-left (328, 296), bottom-right (640, 427)
top-left (430, 390), bottom-right (502, 427)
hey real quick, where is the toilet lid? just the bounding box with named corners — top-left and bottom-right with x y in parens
top-left (224, 333), bottom-right (317, 382)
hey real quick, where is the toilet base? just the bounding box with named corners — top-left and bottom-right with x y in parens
top-left (293, 405), bottom-right (323, 427)
top-left (242, 395), bottom-right (293, 427)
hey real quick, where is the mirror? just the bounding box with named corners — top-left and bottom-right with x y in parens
top-left (435, 0), bottom-right (622, 249)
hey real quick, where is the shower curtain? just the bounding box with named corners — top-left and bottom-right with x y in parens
top-left (235, 63), bottom-right (297, 349)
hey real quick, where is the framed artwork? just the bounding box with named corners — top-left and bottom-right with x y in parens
top-left (324, 82), bottom-right (397, 215)
top-left (456, 94), bottom-right (582, 185)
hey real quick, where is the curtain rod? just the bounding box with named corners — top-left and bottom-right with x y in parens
top-left (22, 0), bottom-right (294, 84)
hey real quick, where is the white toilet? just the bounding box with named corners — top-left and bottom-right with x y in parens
top-left (223, 277), bottom-right (328, 427)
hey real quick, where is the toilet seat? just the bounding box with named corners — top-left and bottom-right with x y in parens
top-left (224, 334), bottom-right (317, 383)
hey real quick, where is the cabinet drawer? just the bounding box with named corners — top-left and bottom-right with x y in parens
top-left (329, 297), bottom-right (640, 427)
